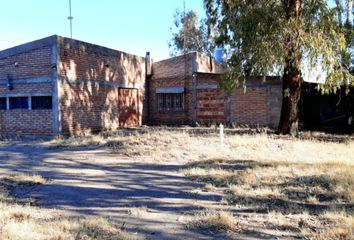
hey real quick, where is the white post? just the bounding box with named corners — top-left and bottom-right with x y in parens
top-left (219, 123), bottom-right (224, 147)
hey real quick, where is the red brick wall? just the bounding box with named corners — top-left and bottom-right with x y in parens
top-left (149, 65), bottom-right (282, 127)
top-left (152, 54), bottom-right (194, 79)
top-left (197, 89), bottom-right (226, 123)
top-left (149, 73), bottom-right (225, 125)
top-left (0, 45), bottom-right (54, 134)
top-left (57, 37), bottom-right (146, 134)
top-left (231, 78), bottom-right (282, 127)
top-left (59, 83), bottom-right (119, 134)
top-left (0, 110), bottom-right (52, 134)
top-left (149, 76), bottom-right (189, 124)
top-left (0, 46), bottom-right (51, 79)
top-left (232, 88), bottom-right (268, 126)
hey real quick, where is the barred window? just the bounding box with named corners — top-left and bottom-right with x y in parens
top-left (0, 97), bottom-right (6, 110)
top-left (157, 93), bottom-right (184, 112)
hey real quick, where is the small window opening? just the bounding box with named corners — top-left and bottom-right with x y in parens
top-left (9, 97), bottom-right (28, 109)
top-left (32, 96), bottom-right (52, 110)
top-left (0, 97), bottom-right (6, 110)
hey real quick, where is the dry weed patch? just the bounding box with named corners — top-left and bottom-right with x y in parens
top-left (49, 135), bottom-right (104, 148)
top-left (0, 175), bottom-right (140, 240)
top-left (47, 129), bottom-right (354, 238)
top-left (186, 209), bottom-right (236, 232)
top-left (302, 211), bottom-right (354, 239)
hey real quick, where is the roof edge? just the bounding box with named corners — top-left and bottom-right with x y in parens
top-left (0, 35), bottom-right (58, 59)
top-left (56, 36), bottom-right (145, 60)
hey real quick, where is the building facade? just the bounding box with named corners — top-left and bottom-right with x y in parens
top-left (0, 35), bottom-right (282, 134)
top-left (148, 52), bottom-right (282, 127)
top-left (0, 35), bottom-right (146, 134)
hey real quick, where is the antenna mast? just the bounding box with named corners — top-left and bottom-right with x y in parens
top-left (183, 0), bottom-right (186, 54)
top-left (68, 0), bottom-right (73, 38)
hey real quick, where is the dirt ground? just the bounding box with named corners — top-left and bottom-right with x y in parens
top-left (1, 130), bottom-right (353, 240)
top-left (0, 141), bottom-right (229, 240)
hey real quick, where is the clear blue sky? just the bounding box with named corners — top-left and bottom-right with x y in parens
top-left (0, 0), bottom-right (205, 61)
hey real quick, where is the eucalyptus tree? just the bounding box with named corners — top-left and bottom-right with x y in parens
top-left (205, 0), bottom-right (354, 135)
top-left (168, 10), bottom-right (213, 56)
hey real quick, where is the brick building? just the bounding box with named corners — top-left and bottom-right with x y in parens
top-left (148, 52), bottom-right (282, 127)
top-left (0, 35), bottom-right (145, 134)
top-left (0, 35), bottom-right (282, 134)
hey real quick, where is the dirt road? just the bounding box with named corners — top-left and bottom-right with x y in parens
top-left (0, 142), bottom-right (226, 240)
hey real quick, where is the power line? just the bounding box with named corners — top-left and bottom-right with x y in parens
top-left (68, 0), bottom-right (73, 38)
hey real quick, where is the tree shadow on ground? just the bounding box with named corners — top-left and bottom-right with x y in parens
top-left (185, 158), bottom-right (354, 214)
top-left (0, 143), bottom-right (226, 239)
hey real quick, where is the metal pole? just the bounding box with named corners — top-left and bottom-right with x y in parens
top-left (68, 0), bottom-right (73, 38)
top-left (183, 0), bottom-right (186, 54)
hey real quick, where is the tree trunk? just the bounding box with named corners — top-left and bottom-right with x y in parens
top-left (278, 59), bottom-right (302, 135)
top-left (278, 0), bottom-right (302, 135)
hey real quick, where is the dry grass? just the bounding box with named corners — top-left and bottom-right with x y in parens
top-left (186, 209), bottom-right (236, 232)
top-left (128, 206), bottom-right (149, 217)
top-left (0, 175), bottom-right (140, 240)
top-left (47, 129), bottom-right (354, 238)
top-left (177, 131), bottom-right (354, 238)
top-left (303, 211), bottom-right (354, 239)
top-left (0, 174), bottom-right (47, 204)
top-left (50, 129), bottom-right (354, 164)
top-left (49, 135), bottom-right (103, 148)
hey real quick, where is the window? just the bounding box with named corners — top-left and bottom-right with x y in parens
top-left (0, 98), bottom-right (6, 110)
top-left (9, 97), bottom-right (28, 109)
top-left (32, 96), bottom-right (52, 109)
top-left (157, 93), bottom-right (184, 112)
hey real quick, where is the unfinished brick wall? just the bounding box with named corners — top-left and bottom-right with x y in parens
top-left (149, 58), bottom-right (282, 128)
top-left (149, 76), bottom-right (189, 124)
top-left (57, 37), bottom-right (146, 134)
top-left (149, 53), bottom-right (227, 125)
top-left (267, 85), bottom-right (282, 127)
top-left (0, 83), bottom-right (52, 95)
top-left (196, 89), bottom-right (226, 123)
top-left (231, 78), bottom-right (282, 127)
top-left (0, 46), bottom-right (52, 80)
top-left (152, 54), bottom-right (194, 79)
top-left (0, 43), bottom-right (54, 134)
top-left (232, 88), bottom-right (268, 125)
top-left (0, 110), bottom-right (52, 133)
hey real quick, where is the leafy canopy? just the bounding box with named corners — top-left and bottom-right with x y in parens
top-left (205, 0), bottom-right (354, 93)
top-left (169, 10), bottom-right (214, 56)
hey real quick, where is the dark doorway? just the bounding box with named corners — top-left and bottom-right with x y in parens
top-left (301, 83), bottom-right (354, 132)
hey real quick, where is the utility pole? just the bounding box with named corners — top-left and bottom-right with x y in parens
top-left (68, 0), bottom-right (73, 38)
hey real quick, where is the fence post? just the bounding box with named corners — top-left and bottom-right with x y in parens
top-left (219, 123), bottom-right (224, 147)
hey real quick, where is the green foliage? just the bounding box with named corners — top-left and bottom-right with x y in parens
top-left (218, 68), bottom-right (242, 94)
top-left (168, 10), bottom-right (214, 56)
top-left (204, 0), bottom-right (354, 92)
